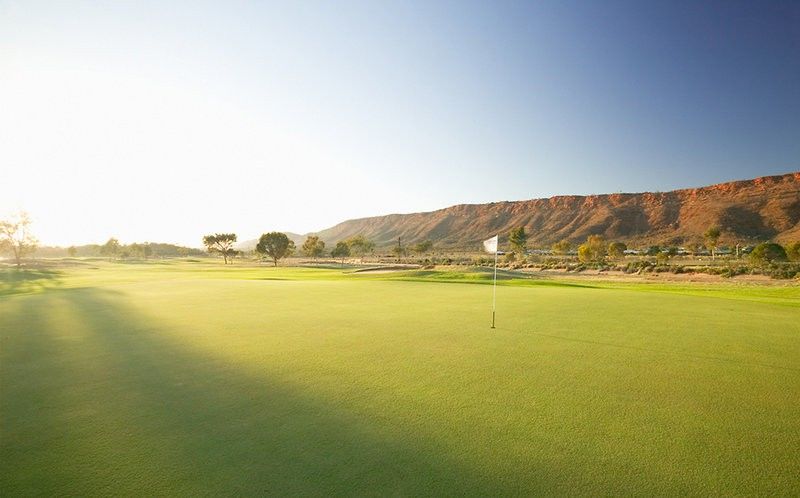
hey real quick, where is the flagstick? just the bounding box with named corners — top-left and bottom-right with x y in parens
top-left (491, 246), bottom-right (497, 328)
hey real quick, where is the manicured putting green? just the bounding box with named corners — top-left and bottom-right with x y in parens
top-left (1, 262), bottom-right (799, 495)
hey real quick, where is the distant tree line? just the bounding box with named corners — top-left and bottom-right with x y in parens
top-left (201, 230), bottom-right (436, 267)
top-left (93, 238), bottom-right (203, 259)
top-left (495, 224), bottom-right (800, 268)
top-left (51, 238), bottom-right (204, 259)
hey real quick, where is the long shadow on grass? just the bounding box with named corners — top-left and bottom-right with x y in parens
top-left (3, 288), bottom-right (527, 496)
top-left (1, 297), bottom-right (66, 494)
top-left (0, 268), bottom-right (62, 297)
top-left (1, 296), bottom-right (186, 496)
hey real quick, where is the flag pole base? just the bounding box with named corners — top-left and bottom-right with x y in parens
top-left (491, 311), bottom-right (495, 329)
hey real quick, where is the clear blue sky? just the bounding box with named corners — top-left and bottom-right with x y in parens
top-left (1, 0), bottom-right (798, 246)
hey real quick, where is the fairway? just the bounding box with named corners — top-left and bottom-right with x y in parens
top-left (2, 262), bottom-right (799, 496)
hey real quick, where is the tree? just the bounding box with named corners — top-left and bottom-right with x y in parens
top-left (301, 235), bottom-right (325, 260)
top-left (608, 241), bottom-right (627, 259)
top-left (392, 243), bottom-right (407, 261)
top-left (128, 243), bottom-right (142, 258)
top-left (412, 240), bottom-right (433, 256)
top-left (749, 242), bottom-right (788, 266)
top-left (125, 242), bottom-right (152, 259)
top-left (202, 233), bottom-right (238, 264)
top-left (578, 235), bottom-right (606, 263)
top-left (785, 241), bottom-right (800, 262)
top-left (0, 212), bottom-right (38, 267)
top-left (645, 245), bottom-right (661, 256)
top-left (552, 239), bottom-right (572, 255)
top-left (704, 226), bottom-right (721, 259)
top-left (100, 237), bottom-right (121, 259)
top-left (346, 235), bottom-right (375, 259)
top-left (331, 241), bottom-right (350, 265)
top-left (67, 246), bottom-right (78, 257)
top-left (688, 241), bottom-right (706, 256)
top-left (509, 227), bottom-right (528, 256)
top-left (256, 232), bottom-right (295, 267)
top-left (656, 247), bottom-right (677, 265)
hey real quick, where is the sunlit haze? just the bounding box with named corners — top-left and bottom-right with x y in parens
top-left (2, 1), bottom-right (798, 247)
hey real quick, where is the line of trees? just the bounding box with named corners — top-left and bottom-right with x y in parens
top-left (501, 228), bottom-right (620, 264)
top-left (390, 239), bottom-right (435, 261)
top-left (497, 223), bottom-right (800, 266)
top-left (200, 231), bottom-right (436, 266)
top-left (161, 223), bottom-right (800, 267)
top-left (57, 240), bottom-right (203, 259)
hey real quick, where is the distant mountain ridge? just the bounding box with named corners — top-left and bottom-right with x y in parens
top-left (309, 172), bottom-right (800, 249)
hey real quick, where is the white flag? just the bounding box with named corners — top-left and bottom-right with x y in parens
top-left (483, 235), bottom-right (498, 254)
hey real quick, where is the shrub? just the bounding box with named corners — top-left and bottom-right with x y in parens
top-left (749, 243), bottom-right (788, 266)
top-left (719, 266), bottom-right (748, 278)
top-left (645, 246), bottom-right (661, 256)
top-left (785, 241), bottom-right (800, 262)
top-left (552, 239), bottom-right (572, 254)
top-left (608, 241), bottom-right (627, 259)
top-left (766, 263), bottom-right (800, 279)
top-left (578, 235), bottom-right (606, 263)
top-left (624, 260), bottom-right (653, 274)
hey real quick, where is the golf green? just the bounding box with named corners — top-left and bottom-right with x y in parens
top-left (2, 262), bottom-right (799, 495)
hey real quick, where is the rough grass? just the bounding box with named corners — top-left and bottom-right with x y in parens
top-left (1, 261), bottom-right (799, 495)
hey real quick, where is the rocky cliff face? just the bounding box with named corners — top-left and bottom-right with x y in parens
top-left (314, 172), bottom-right (800, 249)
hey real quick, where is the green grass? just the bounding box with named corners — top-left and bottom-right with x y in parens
top-left (2, 261), bottom-right (799, 495)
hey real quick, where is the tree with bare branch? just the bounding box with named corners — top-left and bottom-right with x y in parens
top-left (0, 212), bottom-right (38, 267)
